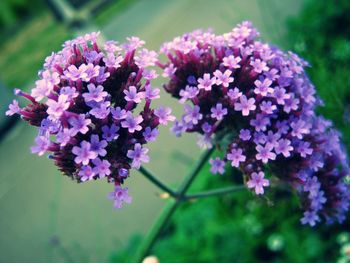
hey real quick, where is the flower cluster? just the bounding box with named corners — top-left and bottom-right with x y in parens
top-left (159, 21), bottom-right (350, 226)
top-left (6, 32), bottom-right (174, 208)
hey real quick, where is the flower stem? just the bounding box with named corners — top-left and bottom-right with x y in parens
top-left (139, 166), bottom-right (178, 198)
top-left (133, 147), bottom-right (215, 263)
top-left (183, 185), bottom-right (246, 200)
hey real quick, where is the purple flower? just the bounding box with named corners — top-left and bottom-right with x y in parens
top-left (291, 120), bottom-right (310, 139)
top-left (31, 136), bottom-right (50, 156)
top-left (64, 65), bottom-right (81, 81)
top-left (78, 166), bottom-right (95, 182)
top-left (239, 129), bottom-right (251, 141)
top-left (135, 48), bottom-right (158, 67)
top-left (300, 211), bottom-right (320, 227)
top-left (159, 22), bottom-right (350, 226)
top-left (108, 186), bottom-right (132, 209)
top-left (250, 59), bottom-right (269, 73)
top-left (222, 55), bottom-right (241, 69)
top-left (72, 141), bottom-right (97, 165)
top-left (162, 64), bottom-right (177, 78)
top-left (127, 143), bottom-right (149, 169)
top-left (171, 121), bottom-right (186, 137)
top-left (144, 84), bottom-right (160, 100)
top-left (227, 87), bottom-right (242, 101)
top-left (210, 103), bottom-right (228, 121)
top-left (92, 158), bottom-right (111, 178)
top-left (60, 86), bottom-right (78, 101)
top-left (179, 86), bottom-right (199, 103)
top-left (255, 144), bottom-right (276, 163)
top-left (46, 95), bottom-right (70, 119)
top-left (214, 69), bottom-right (234, 87)
top-left (121, 112), bottom-right (143, 133)
top-left (250, 114), bottom-right (270, 132)
top-left (102, 124), bottom-right (119, 142)
top-left (209, 157), bottom-right (225, 175)
top-left (79, 63), bottom-right (100, 82)
top-left (283, 96), bottom-right (299, 113)
top-left (154, 106), bottom-right (176, 125)
top-left (227, 148), bottom-right (246, 167)
top-left (143, 127), bottom-right (159, 142)
top-left (247, 171), bottom-right (269, 195)
top-left (197, 73), bottom-right (215, 91)
top-left (56, 128), bottom-right (74, 146)
top-left (234, 95), bottom-right (256, 116)
top-left (183, 105), bottom-right (203, 125)
top-left (197, 134), bottom-right (213, 149)
top-left (297, 141), bottom-right (313, 157)
top-left (68, 114), bottom-right (91, 135)
top-left (111, 107), bottom-right (127, 120)
top-left (254, 78), bottom-right (273, 96)
top-left (124, 86), bottom-right (144, 103)
top-left (82, 83), bottom-right (108, 103)
top-left (90, 134), bottom-right (107, 157)
top-left (273, 87), bottom-right (290, 105)
top-left (274, 139), bottom-right (293, 157)
top-left (6, 100), bottom-right (20, 116)
top-left (103, 53), bottom-right (123, 69)
top-left (260, 101), bottom-right (277, 114)
top-left (8, 32), bottom-right (168, 210)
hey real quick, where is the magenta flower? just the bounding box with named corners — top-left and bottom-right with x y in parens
top-left (247, 172), bottom-right (269, 195)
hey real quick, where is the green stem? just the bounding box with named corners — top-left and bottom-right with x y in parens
top-left (139, 166), bottom-right (178, 198)
top-left (184, 185), bottom-right (246, 200)
top-left (133, 147), bottom-right (215, 263)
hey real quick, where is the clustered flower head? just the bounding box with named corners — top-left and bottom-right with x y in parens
top-left (6, 32), bottom-right (174, 209)
top-left (159, 21), bottom-right (350, 226)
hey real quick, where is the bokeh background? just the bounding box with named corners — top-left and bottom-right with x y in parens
top-left (1, 0), bottom-right (350, 262)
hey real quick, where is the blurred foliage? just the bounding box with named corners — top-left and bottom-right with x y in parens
top-left (0, 13), bottom-right (71, 90)
top-left (110, 166), bottom-right (350, 263)
top-left (287, 0), bottom-right (350, 149)
top-left (0, 0), bottom-right (44, 29)
top-left (110, 0), bottom-right (350, 262)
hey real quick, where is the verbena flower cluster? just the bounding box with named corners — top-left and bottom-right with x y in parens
top-left (6, 32), bottom-right (174, 209)
top-left (159, 21), bottom-right (350, 226)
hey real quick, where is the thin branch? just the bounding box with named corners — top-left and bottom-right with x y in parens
top-left (183, 185), bottom-right (246, 200)
top-left (133, 147), bottom-right (215, 263)
top-left (139, 166), bottom-right (178, 198)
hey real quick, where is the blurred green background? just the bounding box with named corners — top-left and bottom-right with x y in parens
top-left (0, 0), bottom-right (350, 262)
